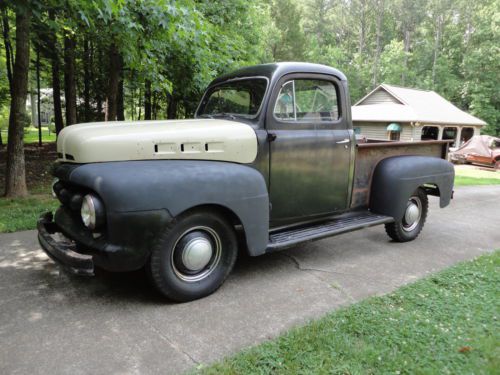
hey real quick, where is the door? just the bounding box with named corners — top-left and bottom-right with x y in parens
top-left (267, 74), bottom-right (353, 226)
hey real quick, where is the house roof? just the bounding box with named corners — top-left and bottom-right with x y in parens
top-left (352, 84), bottom-right (487, 126)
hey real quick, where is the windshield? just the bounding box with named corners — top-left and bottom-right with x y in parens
top-left (197, 78), bottom-right (267, 119)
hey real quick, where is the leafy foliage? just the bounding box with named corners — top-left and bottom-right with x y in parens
top-left (0, 0), bottom-right (498, 195)
top-left (0, 0), bottom-right (497, 127)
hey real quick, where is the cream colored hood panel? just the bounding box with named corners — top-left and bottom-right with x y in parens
top-left (57, 119), bottom-right (258, 164)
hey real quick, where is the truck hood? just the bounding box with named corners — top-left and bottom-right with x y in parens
top-left (57, 119), bottom-right (258, 164)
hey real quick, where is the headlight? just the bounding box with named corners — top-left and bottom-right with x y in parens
top-left (81, 194), bottom-right (105, 230)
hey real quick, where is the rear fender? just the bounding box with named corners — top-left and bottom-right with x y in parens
top-left (370, 156), bottom-right (454, 221)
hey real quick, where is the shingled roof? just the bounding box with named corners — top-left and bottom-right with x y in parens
top-left (352, 84), bottom-right (487, 126)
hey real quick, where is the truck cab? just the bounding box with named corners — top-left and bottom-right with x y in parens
top-left (38, 63), bottom-right (454, 302)
top-left (196, 63), bottom-right (355, 227)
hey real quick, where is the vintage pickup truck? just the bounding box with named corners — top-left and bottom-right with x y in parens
top-left (38, 62), bottom-right (454, 301)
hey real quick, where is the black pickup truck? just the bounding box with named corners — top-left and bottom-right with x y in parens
top-left (38, 62), bottom-right (454, 301)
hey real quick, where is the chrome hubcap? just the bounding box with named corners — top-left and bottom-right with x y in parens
top-left (181, 237), bottom-right (213, 271)
top-left (403, 196), bottom-right (422, 232)
top-left (171, 226), bottom-right (222, 282)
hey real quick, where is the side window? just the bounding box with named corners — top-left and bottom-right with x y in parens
top-left (273, 81), bottom-right (295, 120)
top-left (273, 79), bottom-right (339, 122)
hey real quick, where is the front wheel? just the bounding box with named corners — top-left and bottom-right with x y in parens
top-left (148, 210), bottom-right (238, 301)
top-left (385, 188), bottom-right (428, 242)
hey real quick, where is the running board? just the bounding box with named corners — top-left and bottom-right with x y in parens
top-left (266, 211), bottom-right (394, 252)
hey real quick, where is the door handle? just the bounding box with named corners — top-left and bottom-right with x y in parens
top-left (267, 132), bottom-right (277, 142)
top-left (336, 139), bottom-right (350, 144)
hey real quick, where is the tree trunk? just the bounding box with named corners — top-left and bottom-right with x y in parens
top-left (402, 28), bottom-right (411, 85)
top-left (97, 97), bottom-right (102, 120)
top-left (357, 0), bottom-right (367, 56)
top-left (29, 84), bottom-right (36, 127)
top-left (83, 38), bottom-right (91, 122)
top-left (1, 9), bottom-right (13, 94)
top-left (64, 34), bottom-right (77, 125)
top-left (95, 46), bottom-right (105, 121)
top-left (372, 0), bottom-right (384, 87)
top-left (105, 43), bottom-right (121, 121)
top-left (36, 48), bottom-right (42, 146)
top-left (5, 6), bottom-right (30, 197)
top-left (137, 88), bottom-right (142, 120)
top-left (144, 80), bottom-right (152, 120)
top-left (48, 10), bottom-right (64, 134)
top-left (130, 85), bottom-right (135, 120)
top-left (1, 9), bottom-right (13, 148)
top-left (117, 78), bottom-right (124, 121)
top-left (167, 96), bottom-right (177, 119)
top-left (152, 91), bottom-right (158, 120)
top-left (432, 14), bottom-right (444, 88)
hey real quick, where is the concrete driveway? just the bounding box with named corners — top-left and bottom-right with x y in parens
top-left (0, 185), bottom-right (499, 374)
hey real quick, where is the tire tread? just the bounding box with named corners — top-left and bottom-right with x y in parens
top-left (384, 188), bottom-right (428, 242)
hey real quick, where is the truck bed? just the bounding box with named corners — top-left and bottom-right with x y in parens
top-left (351, 140), bottom-right (451, 209)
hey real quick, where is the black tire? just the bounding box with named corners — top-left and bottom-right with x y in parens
top-left (385, 188), bottom-right (428, 242)
top-left (148, 209), bottom-right (238, 302)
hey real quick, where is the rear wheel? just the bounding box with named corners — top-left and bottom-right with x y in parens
top-left (148, 210), bottom-right (238, 301)
top-left (385, 188), bottom-right (428, 242)
top-left (495, 159), bottom-right (500, 170)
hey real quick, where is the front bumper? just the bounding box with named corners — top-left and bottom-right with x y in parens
top-left (37, 212), bottom-right (94, 276)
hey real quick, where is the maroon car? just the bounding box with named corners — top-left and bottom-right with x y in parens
top-left (450, 135), bottom-right (500, 169)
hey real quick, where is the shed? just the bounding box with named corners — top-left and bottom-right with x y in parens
top-left (351, 84), bottom-right (487, 147)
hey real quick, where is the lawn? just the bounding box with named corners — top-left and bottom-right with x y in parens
top-left (0, 127), bottom-right (57, 144)
top-left (0, 194), bottom-right (58, 233)
top-left (200, 252), bottom-right (499, 374)
top-left (454, 165), bottom-right (500, 186)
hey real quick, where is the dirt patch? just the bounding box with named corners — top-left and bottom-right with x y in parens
top-left (0, 143), bottom-right (57, 193)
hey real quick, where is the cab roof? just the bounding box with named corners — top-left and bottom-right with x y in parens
top-left (209, 62), bottom-right (347, 87)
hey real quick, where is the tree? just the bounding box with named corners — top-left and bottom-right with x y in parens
top-left (48, 9), bottom-right (64, 134)
top-left (63, 31), bottom-right (77, 125)
top-left (267, 0), bottom-right (306, 61)
top-left (372, 0), bottom-right (385, 87)
top-left (4, 1), bottom-right (30, 197)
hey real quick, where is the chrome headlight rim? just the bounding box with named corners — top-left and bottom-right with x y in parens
top-left (80, 194), bottom-right (104, 230)
top-left (51, 178), bottom-right (60, 198)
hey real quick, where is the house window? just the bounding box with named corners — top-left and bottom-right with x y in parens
top-left (443, 127), bottom-right (458, 147)
top-left (387, 123), bottom-right (401, 141)
top-left (354, 127), bottom-right (361, 135)
top-left (461, 127), bottom-right (474, 144)
top-left (389, 131), bottom-right (400, 141)
top-left (421, 126), bottom-right (439, 140)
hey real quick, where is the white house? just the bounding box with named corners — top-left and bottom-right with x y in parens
top-left (352, 84), bottom-right (487, 147)
top-left (26, 88), bottom-right (58, 126)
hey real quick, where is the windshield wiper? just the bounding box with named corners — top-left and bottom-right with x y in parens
top-left (198, 114), bottom-right (214, 119)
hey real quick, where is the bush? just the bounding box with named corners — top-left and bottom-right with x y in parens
top-left (48, 123), bottom-right (56, 133)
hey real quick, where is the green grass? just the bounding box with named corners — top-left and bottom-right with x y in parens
top-left (454, 176), bottom-right (500, 186)
top-left (200, 252), bottom-right (500, 374)
top-left (454, 166), bottom-right (500, 186)
top-left (1, 127), bottom-right (56, 144)
top-left (0, 194), bottom-right (59, 233)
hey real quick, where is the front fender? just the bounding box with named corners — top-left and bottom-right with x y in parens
top-left (370, 156), bottom-right (454, 221)
top-left (63, 160), bottom-right (270, 256)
